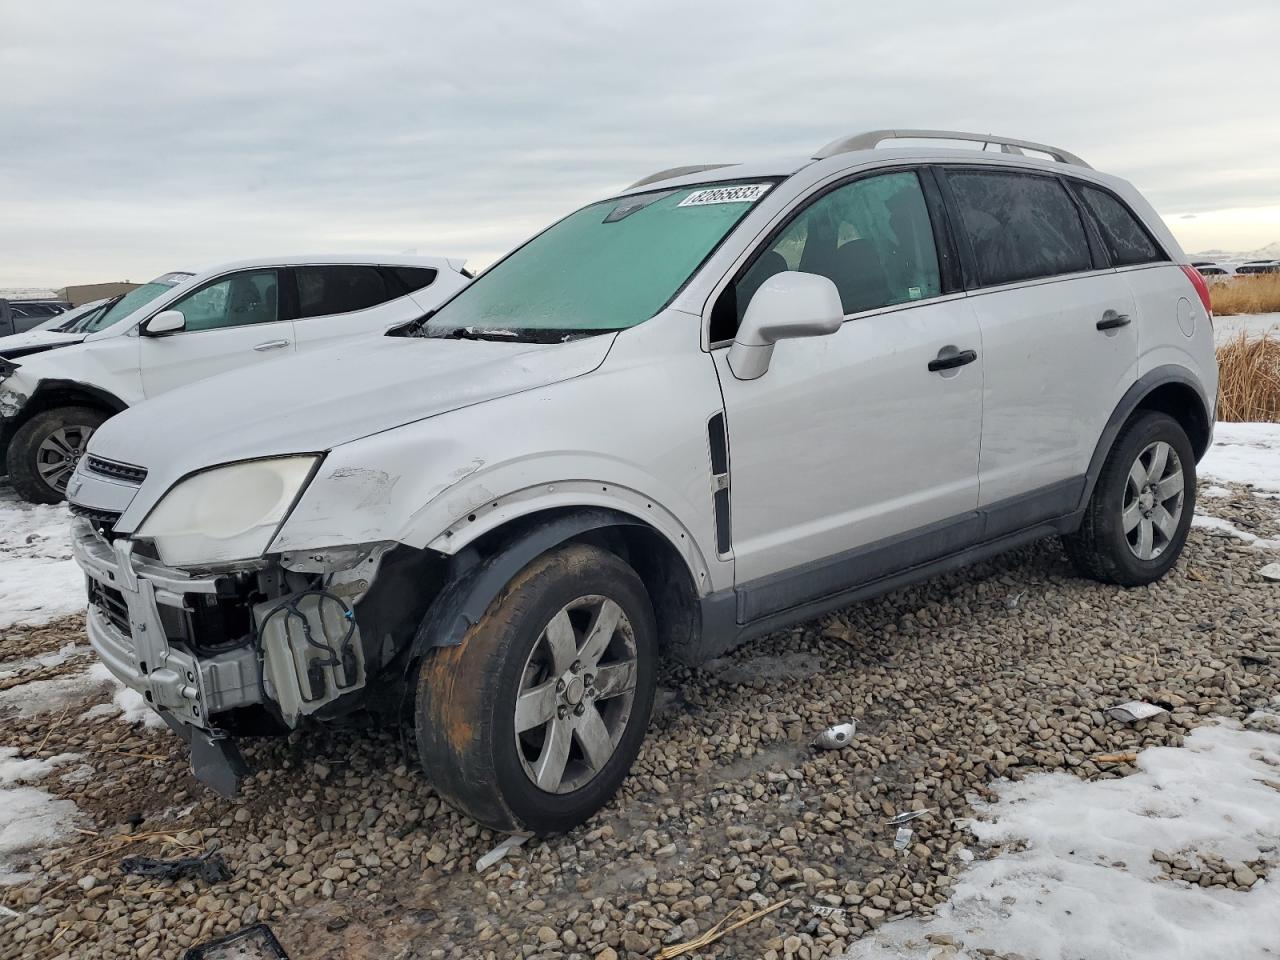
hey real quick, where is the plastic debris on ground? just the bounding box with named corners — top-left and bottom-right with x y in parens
top-left (476, 832), bottom-right (531, 872)
top-left (184, 923), bottom-right (289, 960)
top-left (121, 853), bottom-right (232, 884)
top-left (812, 722), bottom-right (857, 750)
top-left (1107, 700), bottom-right (1168, 724)
top-left (1261, 562), bottom-right (1280, 582)
top-left (894, 826), bottom-right (912, 850)
top-left (885, 808), bottom-right (936, 826)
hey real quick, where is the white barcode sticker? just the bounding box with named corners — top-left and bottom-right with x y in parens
top-left (677, 183), bottom-right (772, 207)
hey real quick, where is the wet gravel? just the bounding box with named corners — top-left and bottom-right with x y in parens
top-left (2, 483), bottom-right (1279, 960)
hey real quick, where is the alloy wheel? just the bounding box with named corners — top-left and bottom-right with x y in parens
top-left (35, 424), bottom-right (95, 494)
top-left (514, 595), bottom-right (638, 794)
top-left (1122, 440), bottom-right (1184, 560)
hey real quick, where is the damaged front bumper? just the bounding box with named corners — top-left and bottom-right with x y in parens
top-left (71, 517), bottom-right (374, 796)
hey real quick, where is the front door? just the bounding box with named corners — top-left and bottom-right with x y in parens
top-left (712, 169), bottom-right (983, 620)
top-left (140, 268), bottom-right (295, 397)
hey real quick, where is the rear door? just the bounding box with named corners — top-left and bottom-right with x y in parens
top-left (140, 268), bottom-right (295, 397)
top-left (941, 167), bottom-right (1138, 529)
top-left (288, 264), bottom-right (423, 351)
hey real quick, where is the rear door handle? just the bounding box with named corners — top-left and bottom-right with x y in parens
top-left (928, 347), bottom-right (978, 372)
top-left (1096, 311), bottom-right (1131, 331)
top-left (253, 339), bottom-right (290, 351)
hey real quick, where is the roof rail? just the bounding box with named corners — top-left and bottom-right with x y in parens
top-left (812, 129), bottom-right (1091, 169)
top-left (626, 163), bottom-right (737, 190)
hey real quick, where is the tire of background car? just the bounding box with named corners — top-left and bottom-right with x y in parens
top-left (414, 542), bottom-right (658, 834)
top-left (1062, 411), bottom-right (1196, 586)
top-left (5, 406), bottom-right (108, 504)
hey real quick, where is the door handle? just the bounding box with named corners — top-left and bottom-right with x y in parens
top-left (253, 339), bottom-right (290, 351)
top-left (1096, 311), bottom-right (1131, 331)
top-left (928, 347), bottom-right (978, 372)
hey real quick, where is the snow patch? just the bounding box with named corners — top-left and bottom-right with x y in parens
top-left (0, 488), bottom-right (86, 628)
top-left (0, 642), bottom-right (84, 682)
top-left (1200, 485), bottom-right (1231, 499)
top-left (844, 713), bottom-right (1280, 960)
top-left (0, 666), bottom-right (112, 718)
top-left (1198, 422), bottom-right (1280, 495)
top-left (1213, 312), bottom-right (1280, 345)
top-left (1192, 512), bottom-right (1280, 550)
top-left (0, 747), bottom-right (83, 885)
top-left (86, 662), bottom-right (166, 729)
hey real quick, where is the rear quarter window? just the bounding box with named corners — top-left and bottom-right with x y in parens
top-left (1077, 185), bottom-right (1164, 266)
top-left (295, 265), bottom-right (397, 318)
top-left (945, 169), bottom-right (1093, 287)
top-left (388, 266), bottom-right (438, 293)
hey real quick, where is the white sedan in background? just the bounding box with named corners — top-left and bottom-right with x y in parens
top-left (0, 254), bottom-right (470, 502)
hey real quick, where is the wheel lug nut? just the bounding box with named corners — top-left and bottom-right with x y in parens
top-left (573, 703), bottom-right (585, 716)
top-left (571, 661), bottom-right (582, 674)
top-left (557, 705), bottom-right (568, 719)
top-left (556, 679), bottom-right (566, 692)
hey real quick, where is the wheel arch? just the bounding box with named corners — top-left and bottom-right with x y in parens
top-left (11, 379), bottom-right (128, 425)
top-left (1079, 366), bottom-right (1212, 510)
top-left (408, 505), bottom-right (705, 666)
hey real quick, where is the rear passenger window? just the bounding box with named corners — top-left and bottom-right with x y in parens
top-left (1077, 185), bottom-right (1163, 266)
top-left (735, 170), bottom-right (941, 321)
top-left (295, 266), bottom-right (395, 319)
top-left (946, 170), bottom-right (1092, 286)
top-left (388, 266), bottom-right (438, 293)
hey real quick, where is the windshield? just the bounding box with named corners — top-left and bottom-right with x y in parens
top-left (26, 298), bottom-right (109, 332)
top-left (422, 181), bottom-right (775, 338)
top-left (77, 272), bottom-right (194, 334)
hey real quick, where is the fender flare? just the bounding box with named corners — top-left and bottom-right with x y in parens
top-left (24, 378), bottom-right (130, 418)
top-left (408, 507), bottom-right (650, 661)
top-left (1078, 364), bottom-right (1212, 510)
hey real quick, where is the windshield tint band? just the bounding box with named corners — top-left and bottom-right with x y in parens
top-left (424, 178), bottom-right (782, 336)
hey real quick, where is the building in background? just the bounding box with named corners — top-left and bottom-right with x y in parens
top-left (59, 281), bottom-right (138, 306)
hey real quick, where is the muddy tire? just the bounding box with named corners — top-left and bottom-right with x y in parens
top-left (1062, 411), bottom-right (1196, 586)
top-left (6, 406), bottom-right (108, 504)
top-left (414, 542), bottom-right (657, 834)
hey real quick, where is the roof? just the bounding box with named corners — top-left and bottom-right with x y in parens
top-left (185, 253), bottom-right (467, 277)
top-left (619, 128), bottom-right (1096, 195)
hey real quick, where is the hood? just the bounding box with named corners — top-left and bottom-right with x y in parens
top-left (87, 332), bottom-right (616, 480)
top-left (0, 328), bottom-right (86, 359)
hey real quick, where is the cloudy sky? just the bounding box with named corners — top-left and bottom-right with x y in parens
top-left (3, 0), bottom-right (1279, 287)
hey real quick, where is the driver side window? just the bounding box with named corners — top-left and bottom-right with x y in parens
top-left (719, 171), bottom-right (941, 338)
top-left (168, 269), bottom-right (279, 332)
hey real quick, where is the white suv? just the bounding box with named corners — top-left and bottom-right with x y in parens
top-left (0, 254), bottom-right (469, 502)
top-left (68, 130), bottom-right (1217, 833)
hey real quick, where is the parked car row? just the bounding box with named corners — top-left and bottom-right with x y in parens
top-left (0, 296), bottom-right (72, 336)
top-left (0, 256), bottom-right (470, 502)
top-left (1193, 259), bottom-right (1280, 283)
top-left (37, 129), bottom-right (1221, 833)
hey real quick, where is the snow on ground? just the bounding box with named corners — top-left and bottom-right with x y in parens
top-left (845, 711), bottom-right (1280, 960)
top-left (0, 666), bottom-right (112, 719)
top-left (1214, 312), bottom-right (1279, 345)
top-left (85, 662), bottom-right (167, 728)
top-left (1198, 421), bottom-right (1280, 494)
top-left (0, 747), bottom-right (83, 885)
top-left (0, 487), bottom-right (85, 628)
top-left (1191, 513), bottom-right (1280, 549)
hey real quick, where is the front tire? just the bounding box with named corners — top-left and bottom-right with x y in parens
top-left (6, 406), bottom-right (107, 504)
top-left (1062, 411), bottom-right (1196, 586)
top-left (414, 543), bottom-right (657, 834)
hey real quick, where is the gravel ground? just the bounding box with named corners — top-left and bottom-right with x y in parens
top-left (2, 483), bottom-right (1278, 960)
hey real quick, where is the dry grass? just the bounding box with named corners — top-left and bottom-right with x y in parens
top-left (1210, 274), bottom-right (1280, 315)
top-left (1216, 330), bottom-right (1280, 422)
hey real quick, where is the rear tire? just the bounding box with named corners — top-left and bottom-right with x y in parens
top-left (414, 543), bottom-right (657, 834)
top-left (1062, 411), bottom-right (1195, 586)
top-left (6, 406), bottom-right (107, 504)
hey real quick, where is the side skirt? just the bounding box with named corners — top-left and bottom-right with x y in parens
top-left (686, 494), bottom-right (1085, 665)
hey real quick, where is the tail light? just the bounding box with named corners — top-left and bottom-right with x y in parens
top-left (1180, 264), bottom-right (1214, 323)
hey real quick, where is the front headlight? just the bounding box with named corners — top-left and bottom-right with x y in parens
top-left (137, 456), bottom-right (318, 567)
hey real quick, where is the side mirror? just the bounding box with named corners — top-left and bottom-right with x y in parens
top-left (727, 271), bottom-right (844, 380)
top-left (146, 310), bottom-right (186, 336)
